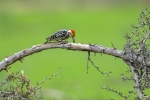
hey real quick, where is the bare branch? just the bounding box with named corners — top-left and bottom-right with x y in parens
top-left (125, 60), bottom-right (143, 100)
top-left (87, 51), bottom-right (111, 76)
top-left (0, 42), bottom-right (150, 72)
top-left (138, 32), bottom-right (150, 53)
top-left (33, 67), bottom-right (62, 90)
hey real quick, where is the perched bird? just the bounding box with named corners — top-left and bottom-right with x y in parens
top-left (44, 29), bottom-right (76, 44)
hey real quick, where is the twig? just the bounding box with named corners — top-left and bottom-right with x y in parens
top-left (33, 67), bottom-right (62, 90)
top-left (87, 51), bottom-right (111, 77)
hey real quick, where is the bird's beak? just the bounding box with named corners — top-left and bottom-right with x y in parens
top-left (72, 37), bottom-right (75, 43)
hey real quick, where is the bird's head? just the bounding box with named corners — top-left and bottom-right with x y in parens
top-left (68, 29), bottom-right (76, 42)
top-left (68, 30), bottom-right (75, 37)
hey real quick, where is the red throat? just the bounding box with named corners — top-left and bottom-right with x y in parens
top-left (71, 30), bottom-right (75, 37)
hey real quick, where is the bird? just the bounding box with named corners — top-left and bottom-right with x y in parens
top-left (44, 29), bottom-right (76, 44)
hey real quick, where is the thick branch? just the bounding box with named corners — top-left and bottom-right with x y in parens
top-left (0, 42), bottom-right (150, 71)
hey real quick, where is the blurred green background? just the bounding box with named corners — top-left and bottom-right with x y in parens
top-left (0, 0), bottom-right (150, 100)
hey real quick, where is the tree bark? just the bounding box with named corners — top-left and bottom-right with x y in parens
top-left (0, 42), bottom-right (150, 71)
